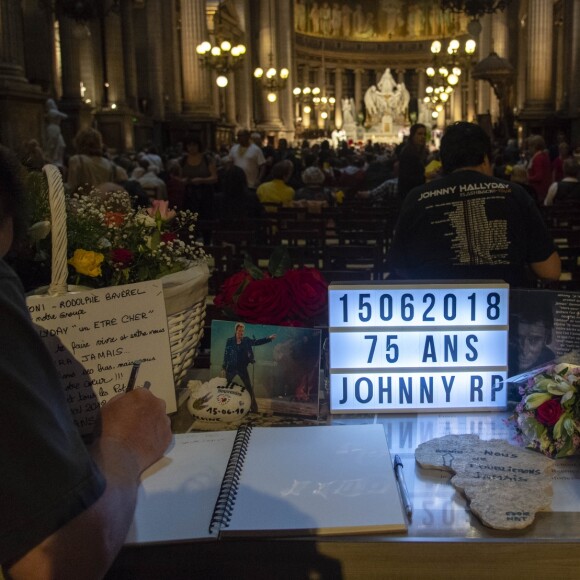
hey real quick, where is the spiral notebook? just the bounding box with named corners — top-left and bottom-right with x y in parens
top-left (126, 424), bottom-right (407, 544)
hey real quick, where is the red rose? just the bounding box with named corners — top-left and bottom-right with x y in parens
top-left (235, 277), bottom-right (292, 324)
top-left (214, 270), bottom-right (253, 309)
top-left (284, 268), bottom-right (328, 321)
top-left (110, 248), bottom-right (134, 268)
top-left (161, 232), bottom-right (178, 244)
top-left (536, 398), bottom-right (564, 426)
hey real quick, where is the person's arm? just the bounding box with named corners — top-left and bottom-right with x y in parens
top-left (544, 182), bottom-right (558, 206)
top-left (530, 250), bottom-right (561, 281)
top-left (7, 389), bottom-right (171, 580)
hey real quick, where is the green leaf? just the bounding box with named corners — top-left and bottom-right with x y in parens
top-left (556, 438), bottom-right (574, 459)
top-left (525, 392), bottom-right (551, 410)
top-left (268, 246), bottom-right (292, 278)
top-left (243, 254), bottom-right (263, 280)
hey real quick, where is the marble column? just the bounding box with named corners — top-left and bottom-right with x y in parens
top-left (354, 68), bottom-right (363, 121)
top-left (180, 0), bottom-right (214, 117)
top-left (0, 0), bottom-right (27, 82)
top-left (0, 0), bottom-right (44, 150)
top-left (145, 0), bottom-right (164, 119)
top-left (120, 0), bottom-right (138, 111)
top-left (255, 0), bottom-right (283, 130)
top-left (59, 17), bottom-right (84, 103)
top-left (524, 0), bottom-right (554, 113)
top-left (302, 63), bottom-right (311, 129)
top-left (489, 9), bottom-right (509, 122)
top-left (225, 74), bottom-right (237, 125)
top-left (104, 10), bottom-right (126, 107)
top-left (234, 0), bottom-right (252, 132)
top-left (277, 0), bottom-right (294, 138)
top-left (316, 67), bottom-right (325, 130)
top-left (565, 0), bottom-right (580, 123)
top-left (334, 67), bottom-right (343, 129)
top-left (477, 14), bottom-right (492, 116)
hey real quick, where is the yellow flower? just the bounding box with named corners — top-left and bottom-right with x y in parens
top-left (68, 249), bottom-right (104, 277)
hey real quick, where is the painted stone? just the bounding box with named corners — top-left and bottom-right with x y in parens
top-left (415, 434), bottom-right (554, 530)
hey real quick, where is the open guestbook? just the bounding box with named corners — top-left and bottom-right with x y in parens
top-left (127, 424), bottom-right (408, 543)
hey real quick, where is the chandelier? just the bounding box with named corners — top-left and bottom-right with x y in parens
top-left (195, 1), bottom-right (246, 88)
top-left (439, 0), bottom-right (511, 18)
top-left (253, 0), bottom-right (289, 103)
top-left (196, 39), bottom-right (246, 87)
top-left (254, 54), bottom-right (289, 103)
top-left (425, 37), bottom-right (477, 118)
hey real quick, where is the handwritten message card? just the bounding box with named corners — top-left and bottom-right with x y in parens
top-left (26, 280), bottom-right (176, 435)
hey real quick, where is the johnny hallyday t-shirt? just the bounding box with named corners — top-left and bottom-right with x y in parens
top-left (387, 170), bottom-right (556, 287)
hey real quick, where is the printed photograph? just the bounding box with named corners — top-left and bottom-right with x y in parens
top-left (210, 320), bottom-right (323, 418)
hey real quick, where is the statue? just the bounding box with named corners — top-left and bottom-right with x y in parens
top-left (43, 99), bottom-right (67, 168)
top-left (341, 97), bottom-right (356, 126)
top-left (363, 68), bottom-right (410, 127)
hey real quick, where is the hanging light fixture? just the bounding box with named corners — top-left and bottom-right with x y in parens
top-left (425, 36), bottom-right (477, 109)
top-left (195, 2), bottom-right (246, 88)
top-left (253, 1), bottom-right (289, 102)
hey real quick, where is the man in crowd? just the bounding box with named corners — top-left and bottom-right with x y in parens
top-left (388, 122), bottom-right (561, 287)
top-left (229, 129), bottom-right (267, 192)
top-left (0, 146), bottom-right (172, 578)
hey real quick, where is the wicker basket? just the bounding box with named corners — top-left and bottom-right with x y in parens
top-left (29, 164), bottom-right (208, 385)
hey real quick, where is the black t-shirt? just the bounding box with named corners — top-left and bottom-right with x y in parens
top-left (388, 170), bottom-right (556, 287)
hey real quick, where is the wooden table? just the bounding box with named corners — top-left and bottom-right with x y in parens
top-left (106, 411), bottom-right (580, 579)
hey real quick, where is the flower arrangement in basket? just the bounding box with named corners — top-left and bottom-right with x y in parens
top-left (29, 165), bottom-right (209, 384)
top-left (64, 192), bottom-right (206, 288)
top-left (508, 363), bottom-right (580, 458)
top-left (213, 247), bottom-right (328, 327)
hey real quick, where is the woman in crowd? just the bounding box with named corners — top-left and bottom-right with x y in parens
top-left (66, 128), bottom-right (128, 193)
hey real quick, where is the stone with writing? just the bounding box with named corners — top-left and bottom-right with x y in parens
top-left (415, 434), bottom-right (554, 530)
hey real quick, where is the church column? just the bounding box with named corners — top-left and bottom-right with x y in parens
top-left (316, 66), bottom-right (324, 129)
top-left (354, 68), bottom-right (363, 121)
top-left (225, 74), bottom-right (237, 125)
top-left (565, 0), bottom-right (580, 135)
top-left (523, 0), bottom-right (554, 115)
top-left (334, 67), bottom-right (343, 129)
top-left (255, 0), bottom-right (283, 131)
top-left (467, 74), bottom-right (476, 122)
top-left (477, 14), bottom-right (491, 116)
top-left (490, 9), bottom-right (509, 123)
top-left (0, 0), bottom-right (44, 149)
top-left (180, 0), bottom-right (214, 117)
top-left (451, 89), bottom-right (462, 123)
top-left (120, 0), bottom-right (138, 111)
top-left (144, 0), bottom-right (164, 120)
top-left (104, 9), bottom-right (126, 108)
top-left (234, 0), bottom-right (252, 131)
top-left (277, 0), bottom-right (294, 138)
top-left (302, 63), bottom-right (311, 129)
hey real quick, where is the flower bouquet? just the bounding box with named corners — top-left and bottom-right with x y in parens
top-left (213, 247), bottom-right (328, 327)
top-left (508, 363), bottom-right (580, 458)
top-left (64, 191), bottom-right (207, 287)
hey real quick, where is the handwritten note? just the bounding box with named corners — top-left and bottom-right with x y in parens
top-left (26, 280), bottom-right (176, 435)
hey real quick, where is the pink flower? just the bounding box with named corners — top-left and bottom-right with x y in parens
top-left (147, 200), bottom-right (176, 221)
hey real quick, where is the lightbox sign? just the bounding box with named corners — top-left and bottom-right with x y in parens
top-left (328, 281), bottom-right (509, 413)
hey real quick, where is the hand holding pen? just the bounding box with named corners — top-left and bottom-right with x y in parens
top-left (125, 360), bottom-right (142, 392)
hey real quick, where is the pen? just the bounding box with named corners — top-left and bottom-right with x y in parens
top-left (394, 454), bottom-right (413, 519)
top-left (125, 360), bottom-right (142, 392)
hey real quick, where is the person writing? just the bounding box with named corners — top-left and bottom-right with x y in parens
top-left (387, 122), bottom-right (561, 287)
top-left (221, 323), bottom-right (276, 413)
top-left (0, 146), bottom-right (172, 578)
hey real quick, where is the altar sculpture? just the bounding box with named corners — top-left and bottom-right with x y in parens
top-left (363, 68), bottom-right (410, 129)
